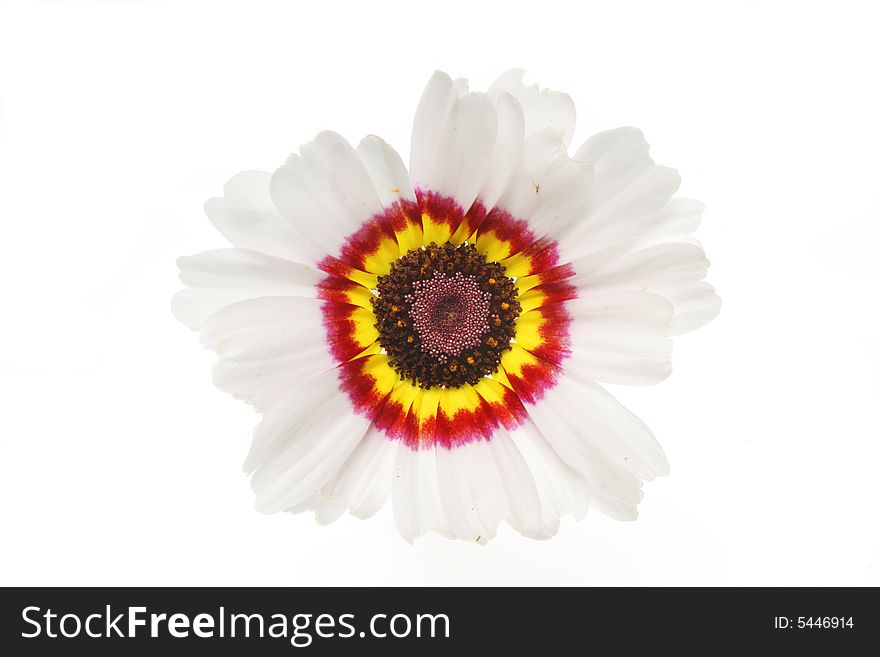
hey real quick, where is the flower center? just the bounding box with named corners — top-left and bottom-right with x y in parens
top-left (408, 272), bottom-right (491, 359)
top-left (372, 242), bottom-right (521, 388)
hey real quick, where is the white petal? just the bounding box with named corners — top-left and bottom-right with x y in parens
top-left (198, 296), bottom-right (336, 406)
top-left (561, 127), bottom-right (681, 259)
top-left (484, 431), bottom-right (545, 538)
top-left (204, 170), bottom-right (310, 263)
top-left (177, 248), bottom-right (322, 296)
top-left (436, 441), bottom-right (505, 543)
top-left (663, 280), bottom-right (722, 335)
top-left (355, 135), bottom-right (416, 206)
top-left (250, 377), bottom-right (372, 514)
top-left (391, 445), bottom-right (449, 543)
top-left (242, 370), bottom-right (346, 474)
top-left (171, 289), bottom-right (240, 333)
top-left (568, 374), bottom-right (670, 480)
top-left (410, 71), bottom-right (497, 212)
top-left (571, 242), bottom-right (720, 336)
top-left (451, 77), bottom-right (469, 96)
top-left (478, 90), bottom-right (525, 210)
top-left (322, 425), bottom-right (398, 519)
top-left (286, 494), bottom-right (347, 526)
top-left (392, 434), bottom-right (548, 543)
top-left (574, 242), bottom-right (709, 290)
top-left (509, 419), bottom-right (590, 527)
top-left (490, 69), bottom-right (576, 146)
top-left (642, 197), bottom-right (704, 241)
top-left (270, 131), bottom-right (385, 262)
top-left (575, 126), bottom-right (656, 192)
top-left (563, 290), bottom-right (674, 386)
top-left (172, 248), bottom-right (323, 330)
top-left (522, 373), bottom-right (669, 520)
top-left (495, 129), bottom-right (594, 240)
top-left (392, 433), bottom-right (553, 542)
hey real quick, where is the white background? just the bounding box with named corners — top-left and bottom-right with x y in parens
top-left (1, 0), bottom-right (878, 586)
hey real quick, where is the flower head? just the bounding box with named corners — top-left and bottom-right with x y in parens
top-left (173, 70), bottom-right (720, 542)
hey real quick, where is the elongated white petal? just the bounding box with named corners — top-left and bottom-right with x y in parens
top-left (322, 425), bottom-right (398, 519)
top-left (509, 419), bottom-right (590, 528)
top-left (241, 374), bottom-right (343, 475)
top-left (204, 170), bottom-right (310, 263)
top-left (391, 434), bottom-right (548, 542)
top-left (662, 280), bottom-right (722, 335)
top-left (642, 197), bottom-right (704, 241)
top-left (410, 71), bottom-right (498, 212)
top-left (571, 242), bottom-right (720, 335)
top-left (527, 414), bottom-right (642, 520)
top-left (522, 373), bottom-right (669, 520)
top-left (560, 127), bottom-right (681, 259)
top-left (563, 290), bottom-right (674, 386)
top-left (270, 131), bottom-right (385, 262)
top-left (435, 441), bottom-right (505, 543)
top-left (392, 445), bottom-right (450, 543)
top-left (250, 378), bottom-right (372, 514)
top-left (478, 90), bottom-right (525, 211)
top-left (198, 296), bottom-right (335, 406)
top-left (484, 431), bottom-right (546, 538)
top-left (575, 126), bottom-right (656, 191)
top-left (573, 374), bottom-right (670, 479)
top-left (496, 129), bottom-right (594, 240)
top-left (177, 248), bottom-right (323, 295)
top-left (286, 494), bottom-right (347, 526)
top-left (356, 135), bottom-right (417, 206)
top-left (573, 241), bottom-right (707, 289)
top-left (490, 69), bottom-right (576, 146)
top-left (172, 248), bottom-right (323, 330)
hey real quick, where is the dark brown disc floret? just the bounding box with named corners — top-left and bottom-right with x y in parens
top-left (372, 242), bottom-right (521, 388)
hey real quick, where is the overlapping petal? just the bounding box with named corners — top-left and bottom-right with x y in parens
top-left (490, 69), bottom-right (576, 146)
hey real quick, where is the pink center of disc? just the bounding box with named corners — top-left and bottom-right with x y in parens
top-left (405, 271), bottom-right (491, 363)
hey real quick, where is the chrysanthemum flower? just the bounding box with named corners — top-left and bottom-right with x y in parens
top-left (173, 70), bottom-right (720, 543)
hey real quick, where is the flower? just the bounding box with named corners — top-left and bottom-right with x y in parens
top-left (173, 70), bottom-right (720, 543)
